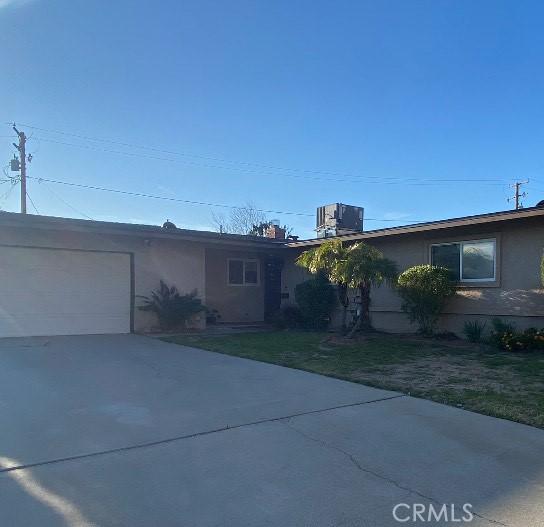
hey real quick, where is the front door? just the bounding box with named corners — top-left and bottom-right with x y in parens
top-left (264, 256), bottom-right (283, 320)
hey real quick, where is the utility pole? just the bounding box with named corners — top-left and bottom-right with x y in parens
top-left (509, 180), bottom-right (528, 210)
top-left (12, 124), bottom-right (27, 214)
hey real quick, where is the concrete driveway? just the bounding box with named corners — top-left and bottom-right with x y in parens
top-left (0, 335), bottom-right (542, 526)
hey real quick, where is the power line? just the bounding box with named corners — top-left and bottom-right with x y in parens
top-left (3, 122), bottom-right (519, 224)
top-left (26, 191), bottom-right (40, 214)
top-left (28, 175), bottom-right (431, 222)
top-left (31, 136), bottom-right (511, 187)
top-left (39, 181), bottom-right (94, 220)
top-left (9, 122), bottom-right (512, 186)
top-left (30, 176), bottom-right (315, 217)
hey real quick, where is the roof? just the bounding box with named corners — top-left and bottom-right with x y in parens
top-left (286, 206), bottom-right (544, 248)
top-left (0, 211), bottom-right (284, 249)
top-left (2, 205), bottom-right (543, 251)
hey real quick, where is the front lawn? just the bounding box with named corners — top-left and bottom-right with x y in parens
top-left (163, 331), bottom-right (544, 429)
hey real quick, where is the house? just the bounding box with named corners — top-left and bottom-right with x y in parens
top-left (0, 205), bottom-right (543, 337)
top-left (283, 206), bottom-right (544, 334)
top-left (0, 212), bottom-right (285, 337)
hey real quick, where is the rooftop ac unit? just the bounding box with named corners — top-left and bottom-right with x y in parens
top-left (316, 203), bottom-right (364, 237)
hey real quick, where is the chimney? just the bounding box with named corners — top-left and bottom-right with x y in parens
top-left (265, 222), bottom-right (286, 240)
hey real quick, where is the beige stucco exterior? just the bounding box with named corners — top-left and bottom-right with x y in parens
top-left (0, 223), bottom-right (206, 332)
top-left (205, 247), bottom-right (267, 323)
top-left (1, 207), bottom-right (542, 337)
top-left (0, 215), bottom-right (276, 333)
top-left (282, 215), bottom-right (544, 334)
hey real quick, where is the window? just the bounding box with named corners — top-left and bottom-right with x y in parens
top-left (228, 259), bottom-right (259, 286)
top-left (431, 239), bottom-right (496, 282)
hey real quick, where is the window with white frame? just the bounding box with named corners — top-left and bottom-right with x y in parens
top-left (430, 239), bottom-right (496, 282)
top-left (228, 259), bottom-right (259, 286)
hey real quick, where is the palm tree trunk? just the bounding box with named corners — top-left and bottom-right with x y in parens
top-left (341, 304), bottom-right (348, 333)
top-left (347, 282), bottom-right (371, 338)
top-left (338, 283), bottom-right (349, 333)
top-left (359, 282), bottom-right (371, 330)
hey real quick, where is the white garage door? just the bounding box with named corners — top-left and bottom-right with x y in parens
top-left (0, 246), bottom-right (131, 337)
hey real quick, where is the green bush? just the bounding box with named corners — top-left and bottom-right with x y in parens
top-left (139, 280), bottom-right (205, 330)
top-left (489, 318), bottom-right (544, 351)
top-left (397, 265), bottom-right (456, 335)
top-left (463, 320), bottom-right (487, 343)
top-left (271, 304), bottom-right (304, 329)
top-left (294, 273), bottom-right (336, 330)
top-left (488, 317), bottom-right (516, 348)
top-left (491, 317), bottom-right (516, 335)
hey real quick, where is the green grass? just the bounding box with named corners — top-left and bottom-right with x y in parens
top-left (163, 331), bottom-right (544, 429)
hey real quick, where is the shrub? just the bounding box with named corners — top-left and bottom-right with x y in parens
top-left (489, 318), bottom-right (544, 351)
top-left (294, 273), bottom-right (336, 330)
top-left (397, 265), bottom-right (456, 335)
top-left (139, 280), bottom-right (205, 330)
top-left (271, 304), bottom-right (304, 329)
top-left (488, 317), bottom-right (516, 347)
top-left (491, 317), bottom-right (516, 335)
top-left (463, 320), bottom-right (487, 343)
top-left (493, 327), bottom-right (544, 352)
top-left (297, 240), bottom-right (397, 334)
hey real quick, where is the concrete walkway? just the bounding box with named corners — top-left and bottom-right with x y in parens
top-left (0, 334), bottom-right (542, 526)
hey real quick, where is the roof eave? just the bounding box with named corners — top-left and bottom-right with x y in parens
top-left (286, 207), bottom-right (544, 248)
top-left (0, 212), bottom-right (285, 249)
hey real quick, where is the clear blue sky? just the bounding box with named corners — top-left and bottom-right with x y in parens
top-left (1, 0), bottom-right (543, 238)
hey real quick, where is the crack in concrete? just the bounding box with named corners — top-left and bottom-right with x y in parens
top-left (0, 394), bottom-right (404, 475)
top-left (283, 420), bottom-right (509, 527)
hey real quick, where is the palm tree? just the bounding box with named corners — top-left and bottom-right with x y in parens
top-left (339, 243), bottom-right (397, 336)
top-left (296, 239), bottom-right (351, 331)
top-left (297, 240), bottom-right (397, 336)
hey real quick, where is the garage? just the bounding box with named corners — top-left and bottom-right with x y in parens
top-left (0, 246), bottom-right (132, 337)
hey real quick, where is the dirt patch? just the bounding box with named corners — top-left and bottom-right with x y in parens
top-left (350, 355), bottom-right (541, 396)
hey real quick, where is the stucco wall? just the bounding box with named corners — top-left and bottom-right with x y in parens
top-left (283, 217), bottom-right (544, 334)
top-left (205, 248), bottom-right (266, 323)
top-left (0, 225), bottom-right (206, 332)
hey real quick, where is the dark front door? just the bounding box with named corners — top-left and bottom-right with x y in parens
top-left (264, 256), bottom-right (283, 320)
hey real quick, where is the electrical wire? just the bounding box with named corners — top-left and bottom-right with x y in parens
top-left (2, 121), bottom-right (533, 225)
top-left (8, 122), bottom-right (513, 186)
top-left (28, 175), bottom-right (431, 222)
top-left (29, 176), bottom-right (315, 217)
top-left (38, 181), bottom-right (94, 220)
top-left (26, 191), bottom-right (40, 214)
top-left (31, 136), bottom-right (510, 187)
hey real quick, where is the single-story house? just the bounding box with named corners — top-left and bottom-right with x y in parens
top-left (0, 212), bottom-right (285, 337)
top-left (0, 205), bottom-right (543, 337)
top-left (284, 206), bottom-right (544, 334)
